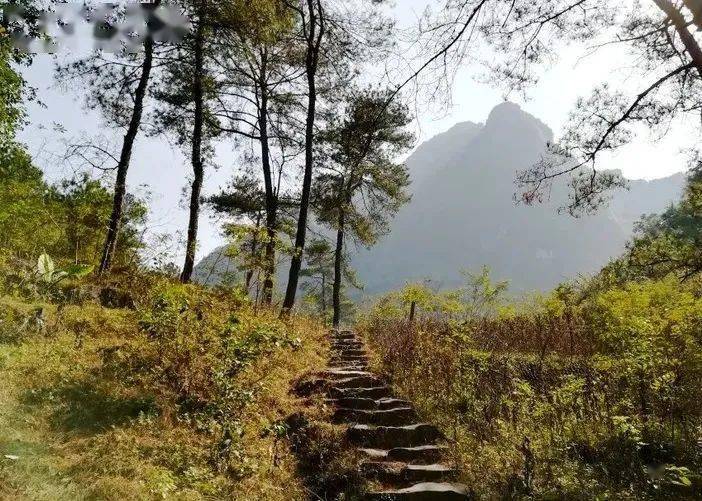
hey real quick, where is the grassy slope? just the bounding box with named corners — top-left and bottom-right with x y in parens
top-left (0, 295), bottom-right (328, 500)
top-left (360, 319), bottom-right (702, 500)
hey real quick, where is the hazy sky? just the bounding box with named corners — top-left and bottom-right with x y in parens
top-left (16, 0), bottom-right (698, 264)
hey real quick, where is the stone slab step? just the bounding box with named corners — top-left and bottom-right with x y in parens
top-left (359, 445), bottom-right (447, 464)
top-left (330, 364), bottom-right (368, 371)
top-left (365, 482), bottom-right (472, 500)
top-left (321, 369), bottom-right (373, 380)
top-left (332, 339), bottom-right (363, 345)
top-left (328, 364), bottom-right (368, 372)
top-left (403, 464), bottom-right (457, 483)
top-left (333, 375), bottom-right (385, 390)
top-left (332, 343), bottom-right (363, 348)
top-left (330, 360), bottom-right (370, 367)
top-left (377, 398), bottom-right (412, 410)
top-left (331, 332), bottom-right (356, 341)
top-left (348, 423), bottom-right (442, 448)
top-left (329, 397), bottom-right (414, 412)
top-left (329, 386), bottom-right (392, 400)
top-left (360, 462), bottom-right (456, 484)
top-left (331, 397), bottom-right (378, 410)
top-left (331, 344), bottom-right (363, 354)
top-left (331, 353), bottom-right (368, 359)
top-left (337, 348), bottom-right (366, 357)
top-left (333, 407), bottom-right (418, 426)
top-left (328, 359), bottom-right (367, 366)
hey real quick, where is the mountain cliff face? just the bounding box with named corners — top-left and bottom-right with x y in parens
top-left (194, 102), bottom-right (685, 293)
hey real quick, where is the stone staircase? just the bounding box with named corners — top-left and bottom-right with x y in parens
top-left (320, 329), bottom-right (472, 500)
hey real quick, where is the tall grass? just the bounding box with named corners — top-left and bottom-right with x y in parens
top-left (360, 278), bottom-right (702, 499)
top-left (0, 272), bottom-right (329, 500)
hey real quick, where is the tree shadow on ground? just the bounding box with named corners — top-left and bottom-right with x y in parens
top-left (21, 379), bottom-right (156, 435)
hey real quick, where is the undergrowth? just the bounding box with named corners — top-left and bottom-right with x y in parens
top-left (0, 273), bottom-right (328, 500)
top-left (360, 277), bottom-right (702, 500)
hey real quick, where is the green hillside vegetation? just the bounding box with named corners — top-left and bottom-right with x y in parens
top-left (358, 174), bottom-right (702, 498)
top-left (0, 268), bottom-right (331, 500)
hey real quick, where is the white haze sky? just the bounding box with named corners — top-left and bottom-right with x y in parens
top-left (16, 0), bottom-right (698, 264)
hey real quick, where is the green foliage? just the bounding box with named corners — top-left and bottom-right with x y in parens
top-left (0, 31), bottom-right (25, 151)
top-left (300, 238), bottom-right (334, 316)
top-left (363, 266), bottom-right (509, 324)
top-left (0, 273), bottom-right (328, 499)
top-left (216, 0), bottom-right (295, 45)
top-left (361, 268), bottom-right (702, 499)
top-left (0, 148), bottom-right (57, 260)
top-left (108, 282), bottom-right (303, 450)
top-left (314, 88), bottom-right (414, 248)
top-left (0, 169), bottom-right (147, 269)
top-left (36, 252), bottom-right (93, 285)
top-left (609, 165), bottom-right (702, 283)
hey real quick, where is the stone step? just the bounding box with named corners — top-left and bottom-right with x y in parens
top-left (333, 407), bottom-right (418, 426)
top-left (377, 398), bottom-right (412, 410)
top-left (331, 351), bottom-right (367, 358)
top-left (403, 464), bottom-right (457, 483)
top-left (365, 482), bottom-right (472, 500)
top-left (336, 348), bottom-right (366, 357)
top-left (348, 423), bottom-right (442, 448)
top-left (331, 332), bottom-right (356, 341)
top-left (330, 359), bottom-right (370, 367)
top-left (359, 445), bottom-right (447, 464)
top-left (330, 355), bottom-right (369, 363)
top-left (328, 364), bottom-right (368, 372)
top-left (360, 462), bottom-right (456, 484)
top-left (333, 349), bottom-right (365, 357)
top-left (332, 346), bottom-right (364, 353)
top-left (328, 358), bottom-right (367, 366)
top-left (331, 340), bottom-right (363, 350)
top-left (321, 369), bottom-right (373, 380)
top-left (331, 397), bottom-right (379, 410)
top-left (328, 397), bottom-right (414, 412)
top-left (333, 375), bottom-right (385, 390)
top-left (329, 386), bottom-right (392, 400)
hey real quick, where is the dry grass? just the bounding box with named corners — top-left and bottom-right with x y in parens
top-left (0, 290), bottom-right (330, 500)
top-left (360, 316), bottom-right (702, 499)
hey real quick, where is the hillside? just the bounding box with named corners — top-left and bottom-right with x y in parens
top-left (195, 102), bottom-right (685, 293)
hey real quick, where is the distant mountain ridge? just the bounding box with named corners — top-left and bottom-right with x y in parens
top-left (194, 102), bottom-right (686, 294)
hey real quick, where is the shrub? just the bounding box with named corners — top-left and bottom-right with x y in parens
top-left (360, 276), bottom-right (702, 499)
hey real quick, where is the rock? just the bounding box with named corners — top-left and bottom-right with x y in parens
top-left (321, 369), bottom-right (374, 380)
top-left (348, 423), bottom-right (442, 448)
top-left (333, 407), bottom-right (418, 426)
top-left (365, 482), bottom-right (472, 500)
top-left (332, 397), bottom-right (379, 410)
top-left (329, 386), bottom-right (392, 400)
top-left (359, 445), bottom-right (447, 464)
top-left (377, 398), bottom-right (413, 410)
top-left (402, 464), bottom-right (456, 483)
top-left (387, 445), bottom-right (447, 463)
top-left (98, 287), bottom-right (135, 309)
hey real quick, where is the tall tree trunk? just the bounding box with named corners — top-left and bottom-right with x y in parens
top-left (281, 0), bottom-right (323, 315)
top-left (245, 213), bottom-right (262, 291)
top-left (181, 4), bottom-right (206, 283)
top-left (98, 33), bottom-right (155, 275)
top-left (332, 209), bottom-right (344, 328)
top-left (258, 49), bottom-right (277, 305)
